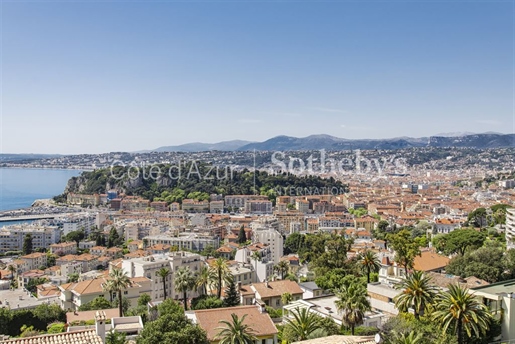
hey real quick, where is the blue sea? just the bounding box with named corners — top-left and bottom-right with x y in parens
top-left (0, 168), bottom-right (81, 211)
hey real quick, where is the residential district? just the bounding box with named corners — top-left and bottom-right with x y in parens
top-left (1, 160), bottom-right (515, 344)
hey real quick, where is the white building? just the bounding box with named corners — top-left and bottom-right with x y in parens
top-left (121, 251), bottom-right (203, 302)
top-left (234, 246), bottom-right (274, 283)
top-left (58, 276), bottom-right (151, 311)
top-left (144, 234), bottom-right (219, 251)
top-left (431, 218), bottom-right (462, 236)
top-left (252, 228), bottom-right (284, 265)
top-left (61, 213), bottom-right (96, 236)
top-left (284, 297), bottom-right (385, 329)
top-left (0, 224), bottom-right (61, 253)
top-left (506, 208), bottom-right (515, 250)
top-left (244, 200), bottom-right (273, 214)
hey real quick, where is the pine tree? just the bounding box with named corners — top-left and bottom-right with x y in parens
top-left (108, 228), bottom-right (120, 248)
top-left (223, 279), bottom-right (240, 307)
top-left (23, 234), bottom-right (33, 255)
top-left (238, 225), bottom-right (246, 244)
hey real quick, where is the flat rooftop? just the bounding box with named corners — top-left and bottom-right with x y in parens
top-left (472, 279), bottom-right (515, 296)
top-left (0, 289), bottom-right (59, 310)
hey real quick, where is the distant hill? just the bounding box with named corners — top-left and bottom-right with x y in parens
top-left (153, 140), bottom-right (254, 152)
top-left (0, 154), bottom-right (62, 162)
top-left (149, 133), bottom-right (515, 152)
top-left (428, 133), bottom-right (515, 148)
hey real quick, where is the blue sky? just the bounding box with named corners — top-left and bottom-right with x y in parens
top-left (1, 0), bottom-right (513, 154)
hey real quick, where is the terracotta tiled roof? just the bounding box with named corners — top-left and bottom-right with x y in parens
top-left (252, 280), bottom-right (303, 299)
top-left (148, 244), bottom-right (171, 251)
top-left (3, 330), bottom-right (102, 344)
top-left (21, 253), bottom-right (46, 259)
top-left (427, 272), bottom-right (489, 289)
top-left (194, 305), bottom-right (278, 341)
top-left (123, 250), bottom-right (149, 259)
top-left (217, 246), bottom-right (234, 253)
top-left (413, 250), bottom-right (450, 272)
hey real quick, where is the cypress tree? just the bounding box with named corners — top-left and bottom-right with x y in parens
top-left (223, 279), bottom-right (240, 307)
top-left (23, 234), bottom-right (33, 255)
top-left (238, 225), bottom-right (246, 244)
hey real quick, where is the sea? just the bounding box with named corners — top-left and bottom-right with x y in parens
top-left (0, 168), bottom-right (81, 212)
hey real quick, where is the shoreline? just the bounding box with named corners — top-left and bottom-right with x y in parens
top-left (0, 166), bottom-right (89, 171)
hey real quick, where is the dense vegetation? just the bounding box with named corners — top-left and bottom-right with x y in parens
top-left (62, 164), bottom-right (348, 203)
top-left (0, 304), bottom-right (66, 337)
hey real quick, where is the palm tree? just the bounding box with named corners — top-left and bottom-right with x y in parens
top-left (358, 250), bottom-right (380, 284)
top-left (210, 258), bottom-right (231, 299)
top-left (392, 331), bottom-right (424, 344)
top-left (274, 260), bottom-right (289, 280)
top-left (250, 251), bottom-right (261, 281)
top-left (432, 284), bottom-right (492, 344)
top-left (394, 270), bottom-right (437, 319)
top-left (105, 267), bottom-right (131, 317)
top-left (174, 266), bottom-right (196, 311)
top-left (157, 267), bottom-right (171, 300)
top-left (8, 265), bottom-right (16, 285)
top-left (106, 330), bottom-right (126, 344)
top-left (196, 265), bottom-right (216, 296)
top-left (215, 313), bottom-right (257, 344)
top-left (284, 307), bottom-right (321, 341)
top-left (335, 283), bottom-right (371, 336)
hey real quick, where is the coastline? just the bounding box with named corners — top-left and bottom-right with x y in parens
top-left (0, 168), bottom-right (82, 213)
top-left (0, 166), bottom-right (89, 171)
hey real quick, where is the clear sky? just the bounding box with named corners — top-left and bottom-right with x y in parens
top-left (1, 0), bottom-right (514, 154)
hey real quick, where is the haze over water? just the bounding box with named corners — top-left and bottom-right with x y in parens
top-left (0, 168), bottom-right (81, 211)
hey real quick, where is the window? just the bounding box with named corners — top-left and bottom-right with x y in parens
top-left (276, 299), bottom-right (280, 306)
top-left (124, 291), bottom-right (128, 295)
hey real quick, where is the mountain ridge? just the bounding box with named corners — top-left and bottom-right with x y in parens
top-left (149, 133), bottom-right (514, 152)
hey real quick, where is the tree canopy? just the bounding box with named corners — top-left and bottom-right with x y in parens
top-left (432, 229), bottom-right (486, 256)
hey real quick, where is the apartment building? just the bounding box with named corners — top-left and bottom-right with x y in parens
top-left (181, 199), bottom-right (209, 213)
top-left (228, 263), bottom-right (254, 286)
top-left (276, 203), bottom-right (287, 213)
top-left (191, 305), bottom-right (278, 344)
top-left (50, 242), bottom-right (77, 256)
top-left (354, 215), bottom-right (378, 231)
top-left (234, 245), bottom-right (274, 283)
top-left (431, 218), bottom-right (462, 235)
top-left (150, 201), bottom-right (169, 212)
top-left (506, 208), bottom-right (515, 249)
top-left (67, 193), bottom-right (101, 206)
top-left (273, 212), bottom-right (305, 233)
top-left (121, 197), bottom-right (150, 212)
top-left (20, 252), bottom-right (48, 271)
top-left (90, 246), bottom-right (107, 256)
top-left (0, 224), bottom-right (61, 253)
top-left (295, 199), bottom-right (310, 214)
top-left (61, 213), bottom-right (96, 236)
top-left (58, 276), bottom-right (152, 311)
top-left (79, 240), bottom-right (96, 250)
top-left (251, 280), bottom-right (303, 309)
top-left (144, 234), bottom-right (220, 251)
top-left (225, 195), bottom-right (268, 209)
top-left (61, 261), bottom-right (83, 276)
top-left (244, 200), bottom-right (273, 214)
top-left (121, 251), bottom-right (203, 302)
top-left (252, 228), bottom-right (284, 265)
top-left (121, 254), bottom-right (171, 301)
top-left (209, 200), bottom-right (224, 214)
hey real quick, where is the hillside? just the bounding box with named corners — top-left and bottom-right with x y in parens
top-left (60, 163), bottom-right (348, 203)
top-left (148, 133), bottom-right (515, 152)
